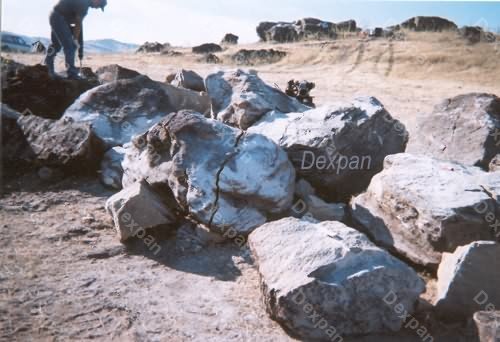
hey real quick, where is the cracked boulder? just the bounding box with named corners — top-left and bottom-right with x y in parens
top-left (95, 64), bottom-right (141, 84)
top-left (62, 75), bottom-right (211, 148)
top-left (205, 69), bottom-right (308, 130)
top-left (100, 146), bottom-right (126, 189)
top-left (435, 241), bottom-right (500, 320)
top-left (249, 217), bottom-right (425, 339)
top-left (2, 64), bottom-right (99, 119)
top-left (407, 93), bottom-right (500, 170)
top-left (351, 153), bottom-right (500, 268)
top-left (122, 110), bottom-right (295, 234)
top-left (16, 115), bottom-right (105, 174)
top-left (106, 180), bottom-right (177, 241)
top-left (248, 97), bottom-right (408, 202)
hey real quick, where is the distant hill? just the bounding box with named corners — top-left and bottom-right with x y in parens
top-left (1, 31), bottom-right (138, 54)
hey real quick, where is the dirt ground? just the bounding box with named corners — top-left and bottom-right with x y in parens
top-left (1, 34), bottom-right (499, 341)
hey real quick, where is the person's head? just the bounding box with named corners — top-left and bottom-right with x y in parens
top-left (90, 0), bottom-right (107, 11)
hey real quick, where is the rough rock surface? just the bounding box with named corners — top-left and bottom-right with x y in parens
top-left (136, 42), bottom-right (170, 53)
top-left (16, 115), bottom-right (105, 174)
top-left (170, 69), bottom-right (206, 92)
top-left (106, 180), bottom-right (177, 241)
top-left (407, 93), bottom-right (500, 170)
top-left (435, 241), bottom-right (500, 320)
top-left (2, 64), bottom-right (99, 119)
top-left (351, 153), bottom-right (500, 268)
top-left (293, 179), bottom-right (346, 222)
top-left (231, 49), bottom-right (287, 66)
top-left (62, 75), bottom-right (210, 147)
top-left (249, 97), bottom-right (408, 201)
top-left (460, 26), bottom-right (497, 44)
top-left (1, 104), bottom-right (29, 174)
top-left (398, 16), bottom-right (458, 32)
top-left (205, 69), bottom-right (308, 130)
top-left (192, 43), bottom-right (223, 54)
top-left (95, 64), bottom-right (141, 84)
top-left (490, 155), bottom-right (500, 172)
top-left (248, 217), bottom-right (425, 339)
top-left (122, 110), bottom-right (295, 234)
top-left (100, 146), bottom-right (126, 189)
top-left (202, 53), bottom-right (221, 64)
top-left (221, 33), bottom-right (239, 45)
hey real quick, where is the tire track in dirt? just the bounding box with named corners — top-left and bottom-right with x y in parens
top-left (347, 41), bottom-right (365, 73)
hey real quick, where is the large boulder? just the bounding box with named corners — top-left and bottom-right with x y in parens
top-left (122, 110), bottom-right (295, 234)
top-left (249, 97), bottom-right (409, 202)
top-left (266, 24), bottom-right (300, 43)
top-left (205, 69), bottom-right (308, 130)
top-left (435, 241), bottom-right (500, 320)
top-left (248, 217), bottom-right (425, 339)
top-left (231, 49), bottom-right (287, 65)
top-left (136, 42), bottom-right (170, 53)
top-left (221, 33), bottom-right (239, 45)
top-left (256, 22), bottom-right (278, 41)
top-left (192, 43), bottom-right (222, 54)
top-left (399, 16), bottom-right (458, 32)
top-left (2, 64), bottom-right (99, 119)
top-left (170, 69), bottom-right (206, 92)
top-left (100, 146), bottom-right (126, 189)
top-left (62, 75), bottom-right (211, 148)
top-left (257, 18), bottom-right (348, 42)
top-left (16, 114), bottom-right (105, 174)
top-left (95, 64), bottom-right (141, 84)
top-left (351, 153), bottom-right (500, 268)
top-left (460, 26), bottom-right (497, 44)
top-left (106, 180), bottom-right (177, 241)
top-left (407, 93), bottom-right (500, 170)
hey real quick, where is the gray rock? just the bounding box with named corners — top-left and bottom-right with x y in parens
top-left (221, 33), bottom-right (239, 45)
top-left (257, 18), bottom-right (341, 42)
top-left (105, 180), bottom-right (177, 241)
top-left (435, 241), bottom-right (500, 320)
top-left (399, 16), bottom-right (458, 32)
top-left (95, 64), bottom-right (141, 84)
top-left (62, 75), bottom-right (210, 148)
top-left (351, 153), bottom-right (500, 268)
top-left (293, 179), bottom-right (345, 221)
top-left (490, 155), bottom-right (500, 172)
top-left (192, 43), bottom-right (222, 54)
top-left (407, 93), bottom-right (500, 170)
top-left (171, 69), bottom-right (206, 92)
top-left (249, 97), bottom-right (408, 202)
top-left (205, 69), bottom-right (308, 130)
top-left (122, 110), bottom-right (295, 234)
top-left (100, 146), bottom-right (126, 189)
top-left (248, 217), bottom-right (425, 339)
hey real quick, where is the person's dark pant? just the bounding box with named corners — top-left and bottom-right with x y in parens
top-left (44, 11), bottom-right (78, 76)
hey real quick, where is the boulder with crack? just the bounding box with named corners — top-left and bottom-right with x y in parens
top-left (106, 180), bottom-right (177, 241)
top-left (351, 153), bottom-right (500, 268)
top-left (407, 93), bottom-right (500, 170)
top-left (95, 64), bottom-right (141, 84)
top-left (249, 97), bottom-right (408, 202)
top-left (16, 115), bottom-right (105, 174)
top-left (170, 69), bottom-right (206, 92)
top-left (122, 110), bottom-right (295, 234)
top-left (62, 75), bottom-right (211, 148)
top-left (435, 241), bottom-right (500, 320)
top-left (248, 217), bottom-right (425, 339)
top-left (205, 69), bottom-right (308, 130)
top-left (100, 146), bottom-right (126, 189)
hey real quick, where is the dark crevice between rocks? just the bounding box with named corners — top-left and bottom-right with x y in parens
top-left (208, 130), bottom-right (246, 230)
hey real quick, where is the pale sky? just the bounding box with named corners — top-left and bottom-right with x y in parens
top-left (2, 1), bottom-right (500, 45)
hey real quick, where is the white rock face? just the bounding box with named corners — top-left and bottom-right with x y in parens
top-left (351, 153), bottom-right (500, 268)
top-left (435, 241), bottom-right (500, 320)
top-left (408, 93), bottom-right (500, 170)
top-left (105, 180), bottom-right (177, 241)
top-left (205, 69), bottom-right (308, 130)
top-left (249, 97), bottom-right (408, 201)
top-left (122, 110), bottom-right (295, 234)
top-left (100, 146), bottom-right (126, 189)
top-left (249, 217), bottom-right (425, 339)
top-left (63, 75), bottom-right (210, 148)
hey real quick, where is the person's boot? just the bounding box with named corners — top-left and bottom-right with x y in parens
top-left (67, 66), bottom-right (83, 81)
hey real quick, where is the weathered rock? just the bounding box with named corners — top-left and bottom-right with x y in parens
top-left (105, 180), bottom-right (177, 241)
top-left (490, 155), bottom-right (500, 172)
top-left (293, 179), bottom-right (346, 222)
top-left (192, 43), bottom-right (222, 54)
top-left (266, 24), bottom-right (300, 42)
top-left (95, 64), bottom-right (141, 84)
top-left (221, 33), bottom-right (239, 45)
top-left (257, 18), bottom-right (350, 42)
top-left (203, 53), bottom-right (221, 64)
top-left (351, 153), bottom-right (500, 268)
top-left (435, 241), bottom-right (500, 320)
top-left (100, 146), bottom-right (126, 189)
top-left (248, 217), bottom-right (425, 339)
top-left (136, 42), bottom-right (170, 53)
top-left (171, 69), bottom-right (206, 92)
top-left (407, 93), bottom-right (500, 170)
top-left (1, 104), bottom-right (30, 175)
top-left (231, 49), bottom-right (287, 65)
top-left (122, 110), bottom-right (295, 234)
top-left (16, 115), bottom-right (105, 174)
top-left (205, 69), bottom-right (308, 130)
top-left (62, 75), bottom-right (210, 147)
top-left (257, 22), bottom-right (278, 41)
top-left (1, 57), bottom-right (24, 89)
top-left (336, 20), bottom-right (357, 32)
top-left (249, 97), bottom-right (408, 201)
top-left (2, 64), bottom-right (99, 119)
top-left (399, 16), bottom-right (457, 32)
top-left (459, 26), bottom-right (496, 44)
